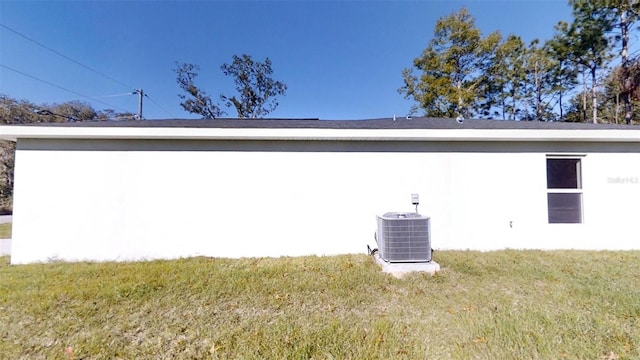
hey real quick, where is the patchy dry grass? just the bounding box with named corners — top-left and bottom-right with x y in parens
top-left (0, 222), bottom-right (12, 238)
top-left (1, 251), bottom-right (640, 359)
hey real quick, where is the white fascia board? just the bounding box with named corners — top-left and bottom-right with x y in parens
top-left (0, 126), bottom-right (639, 143)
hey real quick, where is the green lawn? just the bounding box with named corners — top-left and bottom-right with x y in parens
top-left (1, 251), bottom-right (639, 359)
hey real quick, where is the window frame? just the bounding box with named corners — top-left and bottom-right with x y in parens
top-left (546, 155), bottom-right (585, 224)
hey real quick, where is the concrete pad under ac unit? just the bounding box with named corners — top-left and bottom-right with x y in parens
top-left (373, 253), bottom-right (440, 278)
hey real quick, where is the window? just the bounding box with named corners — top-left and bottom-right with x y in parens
top-left (547, 157), bottom-right (582, 223)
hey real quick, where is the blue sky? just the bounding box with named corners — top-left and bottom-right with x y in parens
top-left (0, 0), bottom-right (572, 120)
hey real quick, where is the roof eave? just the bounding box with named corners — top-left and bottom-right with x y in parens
top-left (0, 126), bottom-right (638, 143)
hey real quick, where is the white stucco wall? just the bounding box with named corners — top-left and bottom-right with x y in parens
top-left (0, 239), bottom-right (10, 256)
top-left (8, 136), bottom-right (640, 263)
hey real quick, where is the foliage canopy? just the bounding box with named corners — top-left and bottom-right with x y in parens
top-left (174, 54), bottom-right (287, 119)
top-left (401, 4), bottom-right (640, 124)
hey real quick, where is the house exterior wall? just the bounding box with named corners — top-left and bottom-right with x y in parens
top-left (10, 138), bottom-right (640, 264)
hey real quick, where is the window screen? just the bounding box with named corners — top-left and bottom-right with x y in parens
top-left (547, 158), bottom-right (581, 189)
top-left (547, 158), bottom-right (583, 224)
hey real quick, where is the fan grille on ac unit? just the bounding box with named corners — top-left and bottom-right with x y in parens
top-left (376, 212), bottom-right (431, 263)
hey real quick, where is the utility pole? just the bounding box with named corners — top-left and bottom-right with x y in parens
top-left (133, 89), bottom-right (144, 120)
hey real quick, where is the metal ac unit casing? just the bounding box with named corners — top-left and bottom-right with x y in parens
top-left (376, 212), bottom-right (431, 263)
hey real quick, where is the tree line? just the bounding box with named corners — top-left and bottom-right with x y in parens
top-left (400, 1), bottom-right (640, 124)
top-left (0, 95), bottom-right (136, 124)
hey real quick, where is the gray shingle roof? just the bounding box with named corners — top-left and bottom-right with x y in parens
top-left (8, 117), bottom-right (639, 130)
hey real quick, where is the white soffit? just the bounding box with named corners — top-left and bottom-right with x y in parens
top-left (0, 126), bottom-right (639, 143)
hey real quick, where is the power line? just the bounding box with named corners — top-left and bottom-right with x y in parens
top-left (93, 92), bottom-right (137, 99)
top-left (144, 93), bottom-right (176, 119)
top-left (0, 24), bottom-right (166, 119)
top-left (0, 23), bottom-right (173, 120)
top-left (0, 64), bottom-right (130, 113)
top-left (0, 23), bottom-right (134, 91)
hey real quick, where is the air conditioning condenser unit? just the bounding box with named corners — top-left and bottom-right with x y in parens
top-left (376, 212), bottom-right (431, 263)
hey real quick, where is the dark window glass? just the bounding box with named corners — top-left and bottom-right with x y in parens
top-left (547, 159), bottom-right (581, 189)
top-left (548, 193), bottom-right (582, 223)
